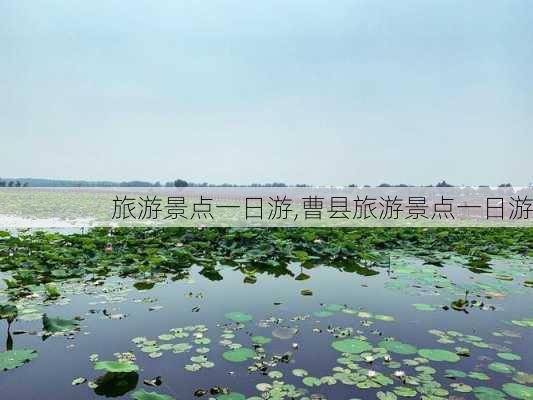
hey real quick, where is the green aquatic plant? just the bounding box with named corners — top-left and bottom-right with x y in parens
top-left (132, 389), bottom-right (175, 399)
top-left (0, 304), bottom-right (18, 324)
top-left (42, 314), bottom-right (79, 333)
top-left (1, 227), bottom-right (530, 289)
top-left (216, 393), bottom-right (246, 400)
top-left (502, 383), bottom-right (533, 399)
top-left (378, 340), bottom-right (417, 355)
top-left (417, 348), bottom-right (460, 362)
top-left (412, 303), bottom-right (438, 311)
top-left (94, 361), bottom-right (139, 373)
top-left (472, 386), bottom-right (506, 400)
top-left (444, 369), bottom-right (467, 378)
top-left (93, 371), bottom-right (139, 397)
top-left (272, 326), bottom-right (298, 339)
top-left (224, 311), bottom-right (253, 323)
top-left (251, 336), bottom-right (271, 345)
top-left (488, 362), bottom-right (516, 374)
top-left (44, 284), bottom-right (61, 299)
top-left (511, 318), bottom-right (533, 328)
top-left (497, 352), bottom-right (522, 361)
top-left (0, 348), bottom-right (38, 371)
top-left (222, 348), bottom-right (255, 362)
top-left (332, 339), bottom-right (373, 354)
top-left (302, 376), bottom-right (321, 387)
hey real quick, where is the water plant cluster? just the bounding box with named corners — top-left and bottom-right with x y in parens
top-left (0, 227), bottom-right (531, 399)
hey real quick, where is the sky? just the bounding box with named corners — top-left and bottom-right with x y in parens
top-left (1, 0), bottom-right (532, 186)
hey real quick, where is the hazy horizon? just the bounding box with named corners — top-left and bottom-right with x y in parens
top-left (2, 1), bottom-right (532, 185)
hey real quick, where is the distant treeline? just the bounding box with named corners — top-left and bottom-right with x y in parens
top-left (0, 178), bottom-right (516, 188)
top-left (0, 178), bottom-right (309, 188)
top-left (0, 180), bottom-right (28, 187)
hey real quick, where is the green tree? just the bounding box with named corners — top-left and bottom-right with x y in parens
top-left (174, 179), bottom-right (188, 187)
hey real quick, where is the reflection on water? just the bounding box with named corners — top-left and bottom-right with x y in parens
top-left (0, 254), bottom-right (532, 399)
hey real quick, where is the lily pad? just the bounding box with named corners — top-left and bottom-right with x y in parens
top-left (251, 336), bottom-right (271, 345)
top-left (378, 340), bottom-right (417, 355)
top-left (511, 319), bottom-right (533, 328)
top-left (324, 304), bottom-right (345, 312)
top-left (332, 339), bottom-right (372, 354)
top-left (217, 394), bottom-right (246, 400)
top-left (375, 315), bottom-right (395, 322)
top-left (469, 372), bottom-right (491, 381)
top-left (302, 376), bottom-right (321, 387)
top-left (272, 327), bottom-right (298, 339)
top-left (222, 348), bottom-right (255, 362)
top-left (0, 304), bottom-right (18, 323)
top-left (451, 383), bottom-right (473, 393)
top-left (497, 352), bottom-right (522, 361)
top-left (292, 368), bottom-right (308, 377)
top-left (42, 314), bottom-right (79, 333)
top-left (224, 312), bottom-right (253, 323)
top-left (377, 391), bottom-right (397, 400)
top-left (412, 303), bottom-right (437, 311)
top-left (314, 310), bottom-right (334, 318)
top-left (473, 386), bottom-right (506, 400)
top-left (94, 361), bottom-right (139, 373)
top-left (488, 362), bottom-right (516, 374)
top-left (393, 386), bottom-right (418, 397)
top-left (132, 389), bottom-right (175, 400)
top-left (502, 383), bottom-right (533, 399)
top-left (445, 369), bottom-right (467, 378)
top-left (418, 348), bottom-right (460, 362)
top-left (0, 349), bottom-right (38, 371)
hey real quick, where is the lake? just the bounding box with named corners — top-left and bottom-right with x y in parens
top-left (1, 242), bottom-right (532, 400)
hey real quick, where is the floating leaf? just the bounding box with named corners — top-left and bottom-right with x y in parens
top-left (224, 312), bottom-right (253, 323)
top-left (412, 303), bottom-right (437, 311)
top-left (502, 383), bottom-right (533, 399)
top-left (0, 304), bottom-right (18, 323)
top-left (497, 352), bottom-right (522, 361)
top-left (445, 369), bottom-right (467, 378)
top-left (472, 386), bottom-right (506, 400)
top-left (272, 327), bottom-right (298, 339)
top-left (268, 371), bottom-right (283, 379)
top-left (302, 376), bottom-right (321, 387)
top-left (418, 348), bottom-right (460, 362)
top-left (42, 314), bottom-right (79, 333)
top-left (222, 348), bottom-right (255, 362)
top-left (131, 389), bottom-right (175, 400)
top-left (72, 377), bottom-right (87, 386)
top-left (332, 339), bottom-right (372, 354)
top-left (451, 383), bottom-right (473, 393)
top-left (94, 372), bottom-right (138, 397)
top-left (292, 368), bottom-right (308, 377)
top-left (251, 336), bottom-right (271, 345)
top-left (393, 386), bottom-right (417, 397)
top-left (488, 362), bottom-right (516, 374)
top-left (377, 391), bottom-right (398, 400)
top-left (217, 394), bottom-right (246, 400)
top-left (378, 340), bottom-right (417, 355)
top-left (314, 310), bottom-right (334, 318)
top-left (0, 349), bottom-right (38, 371)
top-left (324, 304), bottom-right (345, 312)
top-left (511, 319), bottom-right (533, 328)
top-left (469, 372), bottom-right (491, 381)
top-left (133, 281), bottom-right (156, 291)
top-left (94, 361), bottom-right (139, 373)
top-left (375, 315), bottom-right (395, 322)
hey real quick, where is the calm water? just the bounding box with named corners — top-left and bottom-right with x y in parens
top-left (0, 254), bottom-right (532, 399)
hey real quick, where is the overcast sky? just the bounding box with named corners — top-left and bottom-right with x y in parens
top-left (1, 0), bottom-right (532, 185)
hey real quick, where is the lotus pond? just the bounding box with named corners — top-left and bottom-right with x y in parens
top-left (0, 228), bottom-right (532, 400)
